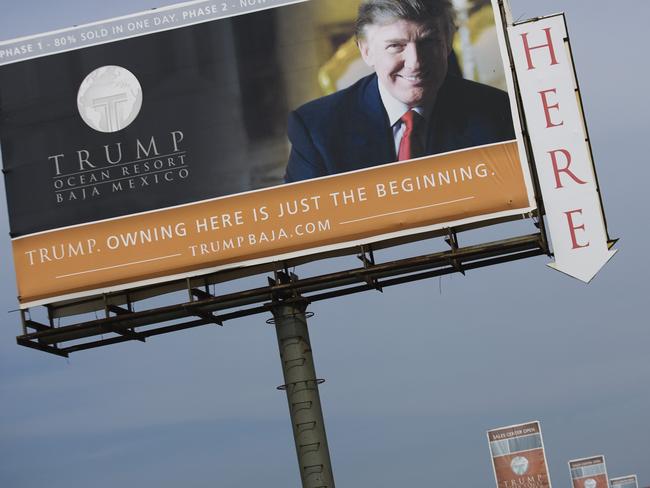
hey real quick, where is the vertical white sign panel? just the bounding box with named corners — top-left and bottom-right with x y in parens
top-left (508, 15), bottom-right (616, 282)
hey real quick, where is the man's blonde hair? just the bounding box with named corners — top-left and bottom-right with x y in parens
top-left (355, 0), bottom-right (456, 43)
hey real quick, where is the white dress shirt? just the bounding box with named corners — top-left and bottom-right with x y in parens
top-left (377, 81), bottom-right (433, 156)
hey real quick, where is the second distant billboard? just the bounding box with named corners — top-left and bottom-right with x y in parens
top-left (610, 475), bottom-right (638, 488)
top-left (569, 455), bottom-right (609, 488)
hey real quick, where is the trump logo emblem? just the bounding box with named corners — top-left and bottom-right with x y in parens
top-left (77, 65), bottom-right (142, 133)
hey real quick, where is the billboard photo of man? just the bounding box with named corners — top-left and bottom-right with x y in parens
top-left (0, 0), bottom-right (534, 305)
top-left (285, 0), bottom-right (516, 182)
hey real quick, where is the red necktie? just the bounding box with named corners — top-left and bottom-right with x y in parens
top-left (397, 110), bottom-right (423, 161)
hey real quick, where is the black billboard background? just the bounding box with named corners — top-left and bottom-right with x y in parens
top-left (0, 0), bottom-right (492, 238)
top-left (0, 7), bottom-right (294, 237)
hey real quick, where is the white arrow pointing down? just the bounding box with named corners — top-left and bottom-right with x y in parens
top-left (548, 247), bottom-right (617, 283)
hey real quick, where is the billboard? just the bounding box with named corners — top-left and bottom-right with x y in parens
top-left (569, 455), bottom-right (609, 488)
top-left (488, 421), bottom-right (552, 488)
top-left (610, 476), bottom-right (639, 488)
top-left (0, 0), bottom-right (535, 306)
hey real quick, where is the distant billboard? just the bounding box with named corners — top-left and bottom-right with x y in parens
top-left (610, 475), bottom-right (638, 488)
top-left (569, 455), bottom-right (609, 488)
top-left (488, 421), bottom-right (552, 488)
top-left (0, 0), bottom-right (535, 306)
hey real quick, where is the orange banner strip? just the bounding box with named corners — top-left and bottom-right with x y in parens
top-left (13, 141), bottom-right (530, 304)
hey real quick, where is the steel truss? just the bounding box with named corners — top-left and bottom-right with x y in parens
top-left (16, 232), bottom-right (547, 357)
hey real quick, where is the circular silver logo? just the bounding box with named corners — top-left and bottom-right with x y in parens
top-left (77, 65), bottom-right (142, 133)
top-left (510, 456), bottom-right (529, 476)
top-left (584, 479), bottom-right (597, 488)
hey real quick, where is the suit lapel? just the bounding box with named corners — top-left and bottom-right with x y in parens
top-left (427, 75), bottom-right (473, 154)
top-left (357, 75), bottom-right (396, 164)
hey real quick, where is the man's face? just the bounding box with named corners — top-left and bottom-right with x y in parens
top-left (358, 17), bottom-right (450, 107)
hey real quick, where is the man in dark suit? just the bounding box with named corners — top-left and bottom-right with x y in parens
top-left (284, 0), bottom-right (515, 183)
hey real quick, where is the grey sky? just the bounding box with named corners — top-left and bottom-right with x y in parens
top-left (1, 1), bottom-right (648, 487)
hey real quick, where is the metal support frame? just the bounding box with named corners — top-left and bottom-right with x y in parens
top-left (8, 9), bottom-right (568, 487)
top-left (357, 245), bottom-right (383, 292)
top-left (269, 273), bottom-right (334, 487)
top-left (13, 231), bottom-right (547, 486)
top-left (498, 0), bottom-right (550, 255)
top-left (15, 233), bottom-right (546, 356)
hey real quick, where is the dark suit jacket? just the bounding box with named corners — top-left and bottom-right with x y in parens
top-left (285, 73), bottom-right (515, 183)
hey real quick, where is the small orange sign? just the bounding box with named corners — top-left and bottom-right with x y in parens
top-left (569, 456), bottom-right (608, 488)
top-left (488, 421), bottom-right (552, 488)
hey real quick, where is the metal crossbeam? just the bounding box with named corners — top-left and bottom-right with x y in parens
top-left (16, 233), bottom-right (546, 356)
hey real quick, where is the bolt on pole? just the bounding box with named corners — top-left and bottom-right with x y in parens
top-left (272, 300), bottom-right (335, 488)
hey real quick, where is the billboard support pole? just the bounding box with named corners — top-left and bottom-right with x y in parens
top-left (270, 274), bottom-right (334, 488)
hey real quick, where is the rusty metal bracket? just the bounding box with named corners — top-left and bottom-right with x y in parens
top-left (356, 244), bottom-right (383, 292)
top-left (444, 228), bottom-right (465, 275)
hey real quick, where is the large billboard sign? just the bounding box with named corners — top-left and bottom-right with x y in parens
top-left (569, 455), bottom-right (609, 488)
top-left (610, 475), bottom-right (639, 488)
top-left (0, 0), bottom-right (536, 306)
top-left (488, 421), bottom-right (552, 488)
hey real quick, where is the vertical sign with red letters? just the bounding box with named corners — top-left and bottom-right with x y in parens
top-left (508, 14), bottom-right (616, 282)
